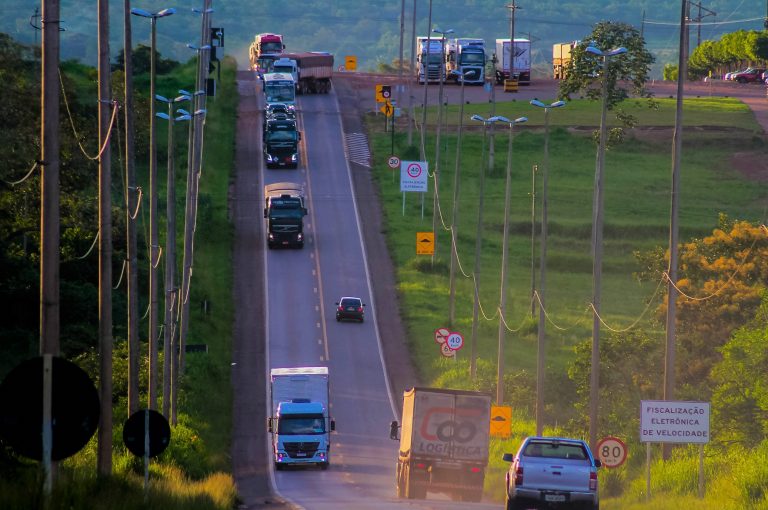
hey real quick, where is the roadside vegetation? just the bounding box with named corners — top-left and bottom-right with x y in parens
top-left (368, 90), bottom-right (768, 506)
top-left (0, 34), bottom-right (237, 509)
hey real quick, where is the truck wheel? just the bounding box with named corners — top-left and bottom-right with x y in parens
top-left (275, 463), bottom-right (284, 471)
top-left (320, 462), bottom-right (329, 470)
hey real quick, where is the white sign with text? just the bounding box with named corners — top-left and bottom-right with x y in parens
top-left (640, 400), bottom-right (710, 444)
top-left (400, 161), bottom-right (428, 192)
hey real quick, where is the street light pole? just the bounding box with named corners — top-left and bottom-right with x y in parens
top-left (530, 99), bottom-right (565, 436)
top-left (131, 6), bottom-right (176, 412)
top-left (155, 94), bottom-right (190, 419)
top-left (585, 44), bottom-right (626, 451)
top-left (448, 69), bottom-right (470, 326)
top-left (431, 27), bottom-right (453, 266)
top-left (494, 114), bottom-right (527, 405)
top-left (469, 114), bottom-right (500, 379)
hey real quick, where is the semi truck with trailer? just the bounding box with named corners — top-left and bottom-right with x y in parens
top-left (263, 182), bottom-right (307, 248)
top-left (416, 36), bottom-right (445, 84)
top-left (553, 40), bottom-right (581, 79)
top-left (445, 38), bottom-right (486, 85)
top-left (494, 38), bottom-right (531, 85)
top-left (389, 387), bottom-right (492, 502)
top-left (272, 52), bottom-right (334, 94)
top-left (268, 367), bottom-right (334, 470)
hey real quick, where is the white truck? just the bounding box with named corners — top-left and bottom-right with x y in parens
top-left (274, 52), bottom-right (334, 94)
top-left (416, 36), bottom-right (445, 84)
top-left (502, 436), bottom-right (602, 510)
top-left (446, 38), bottom-right (486, 85)
top-left (495, 38), bottom-right (531, 85)
top-left (389, 387), bottom-right (491, 502)
top-left (268, 367), bottom-right (334, 470)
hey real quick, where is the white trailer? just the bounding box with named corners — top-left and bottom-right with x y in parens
top-left (495, 38), bottom-right (531, 85)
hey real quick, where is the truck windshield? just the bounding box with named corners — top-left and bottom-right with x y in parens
top-left (257, 58), bottom-right (275, 73)
top-left (423, 53), bottom-right (443, 65)
top-left (460, 53), bottom-right (485, 65)
top-left (265, 83), bottom-right (295, 103)
top-left (266, 130), bottom-right (297, 142)
top-left (278, 415), bottom-right (326, 435)
top-left (260, 42), bottom-right (282, 53)
top-left (273, 65), bottom-right (293, 74)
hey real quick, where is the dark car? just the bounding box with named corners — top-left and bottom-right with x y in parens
top-left (335, 297), bottom-right (365, 322)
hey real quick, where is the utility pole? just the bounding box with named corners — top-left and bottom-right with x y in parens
top-left (419, 0), bottom-right (433, 163)
top-left (39, 0), bottom-right (61, 492)
top-left (148, 11), bottom-right (159, 411)
top-left (432, 28), bottom-right (452, 266)
top-left (507, 1), bottom-right (520, 84)
top-left (663, 0), bottom-right (688, 462)
top-left (398, 0), bottom-right (405, 108)
top-left (97, 0), bottom-right (113, 476)
top-left (123, 0), bottom-right (140, 417)
top-left (407, 0), bottom-right (417, 146)
top-left (689, 1), bottom-right (716, 48)
top-left (448, 69), bottom-right (467, 326)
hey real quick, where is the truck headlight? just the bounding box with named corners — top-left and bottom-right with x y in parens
top-left (291, 154), bottom-right (298, 162)
top-left (297, 233), bottom-right (303, 241)
top-left (268, 233), bottom-right (275, 240)
top-left (265, 154), bottom-right (274, 162)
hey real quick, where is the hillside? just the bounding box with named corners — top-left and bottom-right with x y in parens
top-left (3, 1), bottom-right (765, 76)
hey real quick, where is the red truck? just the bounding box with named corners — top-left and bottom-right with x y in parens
top-left (249, 33), bottom-right (285, 74)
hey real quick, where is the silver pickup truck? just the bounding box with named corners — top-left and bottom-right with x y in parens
top-left (502, 436), bottom-right (601, 510)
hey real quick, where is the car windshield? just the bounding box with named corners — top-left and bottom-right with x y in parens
top-left (524, 441), bottom-right (588, 460)
top-left (341, 299), bottom-right (361, 307)
top-left (277, 415), bottom-right (326, 435)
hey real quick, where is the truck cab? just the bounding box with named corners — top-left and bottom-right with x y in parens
top-left (269, 400), bottom-right (334, 470)
top-left (263, 183), bottom-right (307, 248)
top-left (262, 72), bottom-right (296, 109)
top-left (446, 38), bottom-right (486, 85)
top-left (416, 37), bottom-right (445, 84)
top-left (263, 117), bottom-right (300, 169)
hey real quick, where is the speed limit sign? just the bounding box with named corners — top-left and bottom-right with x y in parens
top-left (596, 436), bottom-right (627, 468)
top-left (446, 332), bottom-right (464, 351)
top-left (388, 156), bottom-right (400, 169)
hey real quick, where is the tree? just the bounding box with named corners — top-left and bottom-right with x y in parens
top-left (558, 21), bottom-right (654, 108)
top-left (113, 44), bottom-right (179, 75)
top-left (635, 215), bottom-right (768, 390)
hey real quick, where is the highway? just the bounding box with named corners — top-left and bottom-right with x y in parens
top-left (231, 71), bottom-right (500, 509)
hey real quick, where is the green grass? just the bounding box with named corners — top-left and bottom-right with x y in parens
top-left (370, 95), bottom-right (768, 505)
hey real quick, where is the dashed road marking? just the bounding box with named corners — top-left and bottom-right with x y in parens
top-left (345, 132), bottom-right (371, 168)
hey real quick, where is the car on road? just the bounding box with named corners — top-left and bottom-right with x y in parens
top-left (503, 436), bottom-right (601, 510)
top-left (335, 297), bottom-right (365, 322)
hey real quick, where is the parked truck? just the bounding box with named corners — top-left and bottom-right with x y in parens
top-left (416, 36), bottom-right (445, 84)
top-left (249, 33), bottom-right (285, 74)
top-left (389, 387), bottom-right (491, 502)
top-left (263, 116), bottom-right (301, 169)
top-left (553, 40), bottom-right (580, 79)
top-left (268, 367), bottom-right (335, 470)
top-left (263, 182), bottom-right (307, 248)
top-left (495, 38), bottom-right (531, 85)
top-left (273, 52), bottom-right (334, 94)
top-left (446, 38), bottom-right (486, 85)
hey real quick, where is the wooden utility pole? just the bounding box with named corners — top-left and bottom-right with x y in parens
top-left (97, 0), bottom-right (113, 476)
top-left (148, 12), bottom-right (159, 410)
top-left (398, 0), bottom-right (405, 107)
top-left (123, 0), bottom-right (140, 417)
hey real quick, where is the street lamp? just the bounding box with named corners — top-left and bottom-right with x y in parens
top-left (529, 99), bottom-right (566, 435)
top-left (468, 114), bottom-right (501, 378)
top-left (448, 68), bottom-right (474, 326)
top-left (493, 114), bottom-right (527, 405)
top-left (430, 27), bottom-right (454, 265)
top-left (585, 43), bottom-right (627, 451)
top-left (155, 93), bottom-right (189, 419)
top-left (131, 6), bottom-right (176, 411)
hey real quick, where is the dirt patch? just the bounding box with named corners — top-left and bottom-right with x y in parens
top-left (731, 151), bottom-right (768, 181)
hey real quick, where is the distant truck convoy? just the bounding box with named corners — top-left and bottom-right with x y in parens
top-left (553, 40), bottom-right (581, 79)
top-left (263, 182), bottom-right (307, 248)
top-left (249, 33), bottom-right (285, 74)
top-left (495, 38), bottom-right (531, 85)
top-left (268, 367), bottom-right (334, 470)
top-left (272, 52), bottom-right (334, 94)
top-left (416, 36), bottom-right (445, 84)
top-left (445, 38), bottom-right (486, 85)
top-left (390, 387), bottom-right (491, 502)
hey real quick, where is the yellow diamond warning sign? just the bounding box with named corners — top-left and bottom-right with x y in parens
top-left (416, 232), bottom-right (434, 255)
top-left (490, 405), bottom-right (512, 437)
